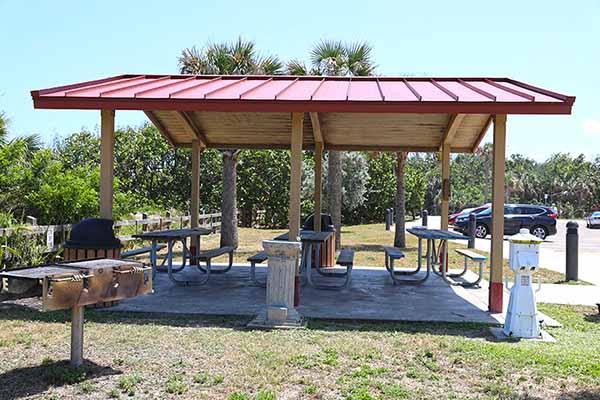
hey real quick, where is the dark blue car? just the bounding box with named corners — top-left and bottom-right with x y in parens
top-left (454, 204), bottom-right (557, 240)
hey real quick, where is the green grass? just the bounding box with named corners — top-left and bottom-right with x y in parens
top-left (0, 304), bottom-right (598, 399)
top-left (165, 373), bottom-right (188, 395)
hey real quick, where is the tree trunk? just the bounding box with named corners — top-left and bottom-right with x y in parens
top-left (220, 150), bottom-right (239, 248)
top-left (328, 151), bottom-right (343, 250)
top-left (394, 152), bottom-right (408, 248)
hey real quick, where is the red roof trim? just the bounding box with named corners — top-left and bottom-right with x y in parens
top-left (31, 96), bottom-right (574, 115)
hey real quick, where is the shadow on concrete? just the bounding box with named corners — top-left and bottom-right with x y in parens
top-left (0, 359), bottom-right (120, 399)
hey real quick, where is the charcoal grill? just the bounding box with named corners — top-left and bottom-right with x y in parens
top-left (0, 258), bottom-right (151, 366)
top-left (303, 213), bottom-right (336, 267)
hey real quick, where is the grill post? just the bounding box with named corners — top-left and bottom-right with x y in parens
top-left (70, 305), bottom-right (84, 367)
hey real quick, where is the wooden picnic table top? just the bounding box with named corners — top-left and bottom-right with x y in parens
top-left (274, 230), bottom-right (333, 243)
top-left (407, 227), bottom-right (468, 241)
top-left (133, 228), bottom-right (212, 241)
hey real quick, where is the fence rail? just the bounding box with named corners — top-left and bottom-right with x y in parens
top-left (0, 211), bottom-right (223, 253)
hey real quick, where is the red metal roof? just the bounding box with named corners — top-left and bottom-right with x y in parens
top-left (31, 74), bottom-right (575, 114)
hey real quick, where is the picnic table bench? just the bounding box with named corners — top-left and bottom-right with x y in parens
top-left (248, 251), bottom-right (268, 287)
top-left (122, 244), bottom-right (166, 258)
top-left (452, 248), bottom-right (486, 287)
top-left (191, 246), bottom-right (234, 275)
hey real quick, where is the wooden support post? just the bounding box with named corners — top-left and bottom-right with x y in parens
top-left (489, 114), bottom-right (507, 313)
top-left (314, 142), bottom-right (323, 232)
top-left (100, 110), bottom-right (115, 220)
top-left (440, 143), bottom-right (450, 231)
top-left (289, 113), bottom-right (303, 240)
top-left (70, 305), bottom-right (84, 367)
top-left (190, 140), bottom-right (201, 261)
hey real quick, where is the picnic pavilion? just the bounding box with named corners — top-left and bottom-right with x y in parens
top-left (31, 75), bottom-right (575, 314)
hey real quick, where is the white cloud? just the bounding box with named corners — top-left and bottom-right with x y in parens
top-left (582, 118), bottom-right (600, 136)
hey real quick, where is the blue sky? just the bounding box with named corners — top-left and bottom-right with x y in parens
top-left (1, 0), bottom-right (598, 160)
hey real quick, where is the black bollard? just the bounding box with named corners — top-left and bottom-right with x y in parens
top-left (566, 221), bottom-right (579, 281)
top-left (468, 213), bottom-right (476, 248)
top-left (421, 210), bottom-right (428, 227)
top-left (385, 209), bottom-right (391, 231)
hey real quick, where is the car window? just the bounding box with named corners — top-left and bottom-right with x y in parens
top-left (593, 212), bottom-right (600, 217)
top-left (477, 208), bottom-right (492, 216)
top-left (504, 206), bottom-right (515, 214)
top-left (518, 207), bottom-right (543, 215)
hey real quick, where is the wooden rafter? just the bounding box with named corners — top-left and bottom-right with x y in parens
top-left (143, 111), bottom-right (176, 147)
top-left (174, 111), bottom-right (208, 147)
top-left (309, 112), bottom-right (324, 144)
top-left (471, 115), bottom-right (493, 152)
top-left (440, 113), bottom-right (466, 150)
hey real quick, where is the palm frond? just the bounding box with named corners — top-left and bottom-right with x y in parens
top-left (256, 55), bottom-right (284, 75)
top-left (0, 111), bottom-right (9, 145)
top-left (286, 59), bottom-right (309, 76)
top-left (310, 40), bottom-right (346, 76)
top-left (177, 47), bottom-right (209, 75)
top-left (345, 41), bottom-right (376, 76)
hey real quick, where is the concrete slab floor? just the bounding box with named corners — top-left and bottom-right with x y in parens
top-left (108, 264), bottom-right (556, 326)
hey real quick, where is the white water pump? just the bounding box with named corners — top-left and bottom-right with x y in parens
top-left (503, 228), bottom-right (543, 338)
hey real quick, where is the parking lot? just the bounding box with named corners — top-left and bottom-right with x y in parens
top-left (409, 217), bottom-right (600, 285)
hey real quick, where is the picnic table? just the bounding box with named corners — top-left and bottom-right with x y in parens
top-left (133, 228), bottom-right (212, 285)
top-left (274, 230), bottom-right (334, 287)
top-left (406, 227), bottom-right (470, 285)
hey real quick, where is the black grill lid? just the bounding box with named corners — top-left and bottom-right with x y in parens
top-left (303, 213), bottom-right (335, 232)
top-left (64, 218), bottom-right (122, 249)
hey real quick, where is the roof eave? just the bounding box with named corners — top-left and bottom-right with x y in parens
top-left (31, 97), bottom-right (574, 115)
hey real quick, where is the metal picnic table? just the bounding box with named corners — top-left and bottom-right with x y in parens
top-left (133, 228), bottom-right (212, 285)
top-left (406, 227), bottom-right (472, 286)
top-left (274, 230), bottom-right (335, 288)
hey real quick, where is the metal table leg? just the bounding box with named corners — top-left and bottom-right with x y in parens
top-left (386, 239), bottom-right (422, 276)
top-left (310, 242), bottom-right (352, 290)
top-left (150, 240), bottom-right (158, 279)
top-left (168, 239), bottom-right (210, 286)
top-left (304, 242), bottom-right (314, 287)
top-left (388, 238), bottom-right (430, 284)
top-left (156, 238), bottom-right (186, 273)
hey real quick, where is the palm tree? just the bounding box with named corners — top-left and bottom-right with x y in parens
top-left (287, 40), bottom-right (376, 249)
top-left (0, 111), bottom-right (9, 145)
top-left (178, 38), bottom-right (283, 248)
top-left (394, 152), bottom-right (408, 248)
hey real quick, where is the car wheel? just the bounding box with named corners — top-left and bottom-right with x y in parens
top-left (475, 224), bottom-right (488, 238)
top-left (530, 225), bottom-right (548, 240)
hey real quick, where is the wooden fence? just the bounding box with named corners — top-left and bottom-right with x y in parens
top-left (0, 211), bottom-right (223, 253)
